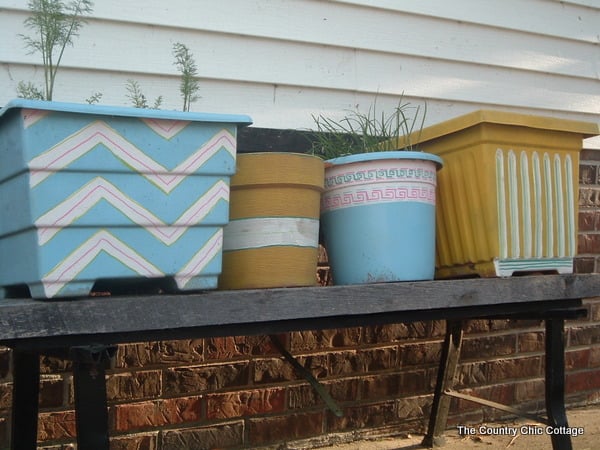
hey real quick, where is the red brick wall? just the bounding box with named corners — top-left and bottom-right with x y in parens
top-left (0, 149), bottom-right (599, 449)
top-left (577, 149), bottom-right (600, 272)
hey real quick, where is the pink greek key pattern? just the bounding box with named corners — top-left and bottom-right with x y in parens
top-left (322, 185), bottom-right (436, 212)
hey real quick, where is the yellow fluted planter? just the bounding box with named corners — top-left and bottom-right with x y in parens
top-left (411, 110), bottom-right (599, 278)
top-left (219, 152), bottom-right (324, 289)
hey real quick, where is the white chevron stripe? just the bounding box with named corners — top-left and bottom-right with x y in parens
top-left (28, 121), bottom-right (236, 192)
top-left (42, 230), bottom-right (164, 298)
top-left (175, 229), bottom-right (223, 288)
top-left (36, 178), bottom-right (229, 245)
top-left (23, 109), bottom-right (50, 128)
top-left (142, 118), bottom-right (189, 139)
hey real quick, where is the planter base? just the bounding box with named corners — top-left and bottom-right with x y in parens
top-left (0, 274), bottom-right (218, 299)
top-left (435, 257), bottom-right (574, 279)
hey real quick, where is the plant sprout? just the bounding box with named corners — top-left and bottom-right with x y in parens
top-left (16, 81), bottom-right (45, 100)
top-left (172, 42), bottom-right (200, 112)
top-left (85, 91), bottom-right (102, 104)
top-left (125, 79), bottom-right (163, 109)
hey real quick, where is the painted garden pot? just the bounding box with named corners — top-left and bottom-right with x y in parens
top-left (411, 110), bottom-right (599, 278)
top-left (320, 151), bottom-right (443, 285)
top-left (0, 99), bottom-right (251, 299)
top-left (219, 152), bottom-right (324, 289)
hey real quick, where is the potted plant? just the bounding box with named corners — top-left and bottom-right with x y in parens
top-left (312, 97), bottom-right (443, 285)
top-left (409, 110), bottom-right (600, 278)
top-left (0, 2), bottom-right (252, 299)
top-left (219, 152), bottom-right (324, 290)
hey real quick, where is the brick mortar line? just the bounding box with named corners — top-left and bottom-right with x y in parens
top-left (565, 366), bottom-right (600, 376)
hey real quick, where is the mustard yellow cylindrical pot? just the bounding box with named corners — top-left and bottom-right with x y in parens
top-left (411, 110), bottom-right (599, 278)
top-left (219, 152), bottom-right (324, 289)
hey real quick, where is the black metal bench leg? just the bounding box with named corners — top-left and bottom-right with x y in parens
top-left (545, 318), bottom-right (572, 450)
top-left (11, 349), bottom-right (40, 450)
top-left (423, 320), bottom-right (464, 447)
top-left (71, 345), bottom-right (115, 450)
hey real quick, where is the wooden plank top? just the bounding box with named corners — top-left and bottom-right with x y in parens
top-left (0, 274), bottom-right (598, 348)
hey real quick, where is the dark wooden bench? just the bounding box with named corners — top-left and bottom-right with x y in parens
top-left (1, 274), bottom-right (598, 450)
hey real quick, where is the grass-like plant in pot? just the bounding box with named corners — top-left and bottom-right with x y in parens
top-left (312, 97), bottom-right (443, 285)
top-left (312, 96), bottom-right (425, 158)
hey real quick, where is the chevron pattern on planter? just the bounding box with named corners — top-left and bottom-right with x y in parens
top-left (0, 102), bottom-right (249, 299)
top-left (27, 120), bottom-right (236, 191)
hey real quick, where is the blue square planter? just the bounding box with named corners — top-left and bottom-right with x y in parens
top-left (0, 100), bottom-right (251, 299)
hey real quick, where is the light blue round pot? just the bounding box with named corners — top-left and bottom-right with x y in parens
top-left (320, 151), bottom-right (443, 285)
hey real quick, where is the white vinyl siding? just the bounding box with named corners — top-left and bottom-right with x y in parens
top-left (1, 0), bottom-right (599, 146)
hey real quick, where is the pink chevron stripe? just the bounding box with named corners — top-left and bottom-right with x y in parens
top-left (142, 118), bottom-right (190, 139)
top-left (177, 133), bottom-right (237, 175)
top-left (36, 178), bottom-right (230, 245)
top-left (175, 182), bottom-right (229, 227)
top-left (53, 234), bottom-right (159, 280)
top-left (22, 109), bottom-right (50, 128)
top-left (29, 121), bottom-right (236, 192)
top-left (42, 230), bottom-right (163, 297)
top-left (175, 229), bottom-right (223, 288)
top-left (34, 126), bottom-right (165, 180)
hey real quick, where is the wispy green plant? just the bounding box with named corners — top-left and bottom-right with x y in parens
top-left (125, 79), bottom-right (163, 109)
top-left (85, 91), bottom-right (102, 104)
top-left (16, 81), bottom-right (45, 100)
top-left (18, 0), bottom-right (94, 101)
top-left (311, 95), bottom-right (427, 160)
top-left (172, 42), bottom-right (200, 112)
